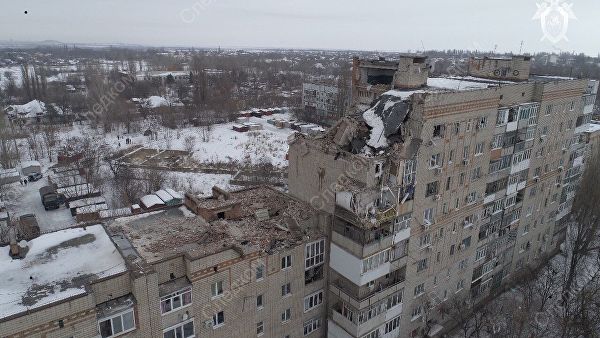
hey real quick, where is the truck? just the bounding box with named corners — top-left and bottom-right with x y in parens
top-left (39, 185), bottom-right (62, 210)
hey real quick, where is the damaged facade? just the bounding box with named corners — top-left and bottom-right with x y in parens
top-left (352, 55), bottom-right (429, 112)
top-left (1, 186), bottom-right (329, 338)
top-left (289, 55), bottom-right (598, 338)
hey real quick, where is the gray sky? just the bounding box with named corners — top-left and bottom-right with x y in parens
top-left (1, 0), bottom-right (598, 55)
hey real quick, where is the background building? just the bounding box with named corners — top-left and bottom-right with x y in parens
top-left (302, 82), bottom-right (345, 126)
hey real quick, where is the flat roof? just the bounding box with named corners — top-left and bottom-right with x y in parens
top-left (0, 225), bottom-right (127, 320)
top-left (106, 187), bottom-right (321, 263)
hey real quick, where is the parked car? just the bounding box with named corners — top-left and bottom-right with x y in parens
top-left (28, 173), bottom-right (43, 182)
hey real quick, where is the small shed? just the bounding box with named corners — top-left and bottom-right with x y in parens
top-left (243, 123), bottom-right (263, 131)
top-left (0, 168), bottom-right (20, 185)
top-left (140, 194), bottom-right (166, 211)
top-left (155, 189), bottom-right (182, 207)
top-left (20, 161), bottom-right (42, 176)
top-left (131, 204), bottom-right (142, 214)
top-left (232, 124), bottom-right (249, 133)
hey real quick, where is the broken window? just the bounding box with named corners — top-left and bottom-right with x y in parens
top-left (433, 124), bottom-right (445, 138)
top-left (429, 154), bottom-right (442, 168)
top-left (425, 181), bottom-right (439, 197)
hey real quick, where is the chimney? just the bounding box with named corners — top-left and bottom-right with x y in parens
top-left (8, 226), bottom-right (19, 258)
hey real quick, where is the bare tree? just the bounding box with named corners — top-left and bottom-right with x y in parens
top-left (183, 135), bottom-right (196, 153)
top-left (563, 147), bottom-right (600, 302)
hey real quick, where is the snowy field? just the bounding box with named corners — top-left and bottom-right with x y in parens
top-left (61, 113), bottom-right (296, 168)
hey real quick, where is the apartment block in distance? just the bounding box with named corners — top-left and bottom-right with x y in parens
top-left (288, 55), bottom-right (598, 338)
top-left (0, 186), bottom-right (329, 338)
top-left (302, 82), bottom-right (347, 126)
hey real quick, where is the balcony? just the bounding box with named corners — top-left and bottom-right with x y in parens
top-left (376, 207), bottom-right (397, 223)
top-left (330, 300), bottom-right (403, 338)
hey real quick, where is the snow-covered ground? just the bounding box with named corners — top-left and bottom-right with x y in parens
top-left (59, 113), bottom-right (296, 168)
top-left (2, 177), bottom-right (75, 233)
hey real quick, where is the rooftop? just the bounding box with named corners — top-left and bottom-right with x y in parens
top-left (106, 187), bottom-right (321, 263)
top-left (0, 225), bottom-right (127, 320)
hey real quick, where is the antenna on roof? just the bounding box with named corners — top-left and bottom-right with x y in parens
top-left (421, 40), bottom-right (426, 53)
top-left (519, 41), bottom-right (524, 54)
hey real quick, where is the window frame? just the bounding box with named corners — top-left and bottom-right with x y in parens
top-left (162, 318), bottom-right (194, 338)
top-left (212, 311), bottom-right (225, 328)
top-left (160, 287), bottom-right (192, 315)
top-left (303, 290), bottom-right (324, 313)
top-left (98, 308), bottom-right (136, 338)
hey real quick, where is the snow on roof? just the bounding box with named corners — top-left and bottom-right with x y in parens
top-left (6, 100), bottom-right (46, 118)
top-left (140, 194), bottom-right (165, 208)
top-left (427, 77), bottom-right (494, 90)
top-left (586, 123), bottom-right (600, 134)
top-left (0, 225), bottom-right (126, 319)
top-left (155, 190), bottom-right (174, 203)
top-left (144, 96), bottom-right (169, 108)
top-left (75, 203), bottom-right (108, 215)
top-left (164, 188), bottom-right (183, 200)
top-left (363, 108), bottom-right (388, 148)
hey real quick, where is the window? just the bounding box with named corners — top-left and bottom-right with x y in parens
top-left (475, 246), bottom-right (487, 261)
top-left (256, 321), bottom-right (264, 336)
top-left (403, 160), bottom-right (416, 186)
top-left (304, 290), bottom-right (324, 312)
top-left (463, 146), bottom-right (470, 160)
top-left (99, 309), bottom-right (136, 338)
top-left (161, 287), bottom-right (192, 314)
top-left (454, 122), bottom-right (461, 134)
top-left (411, 305), bottom-right (423, 319)
top-left (466, 191), bottom-right (477, 205)
top-left (163, 319), bottom-right (194, 338)
top-left (393, 214), bottom-right (411, 232)
top-left (256, 264), bottom-right (265, 280)
top-left (212, 311), bottom-right (225, 328)
top-left (471, 167), bottom-right (481, 181)
top-left (282, 283), bottom-right (291, 297)
top-left (281, 255), bottom-right (292, 270)
top-left (433, 124), bottom-right (445, 138)
top-left (446, 176), bottom-right (452, 191)
top-left (497, 109), bottom-right (508, 126)
top-left (305, 239), bottom-right (325, 269)
top-left (385, 316), bottom-right (401, 333)
top-left (477, 116), bottom-right (487, 129)
top-left (386, 290), bottom-right (403, 309)
top-left (456, 279), bottom-right (465, 291)
top-left (364, 330), bottom-right (380, 338)
top-left (429, 153), bottom-right (442, 168)
top-left (256, 294), bottom-right (264, 309)
top-left (419, 233), bottom-right (431, 248)
top-left (281, 308), bottom-right (291, 322)
top-left (211, 281), bottom-right (223, 298)
top-left (475, 142), bottom-right (484, 155)
top-left (461, 236), bottom-right (472, 249)
top-left (362, 249), bottom-right (390, 273)
top-left (491, 134), bottom-right (504, 149)
top-left (423, 208), bottom-right (434, 225)
top-left (425, 181), bottom-right (439, 197)
top-left (526, 126), bottom-right (536, 140)
top-left (414, 283), bottom-right (425, 296)
top-left (417, 258), bottom-right (428, 272)
top-left (303, 317), bottom-right (321, 336)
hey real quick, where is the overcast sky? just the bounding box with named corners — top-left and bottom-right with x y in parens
top-left (1, 0), bottom-right (598, 55)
